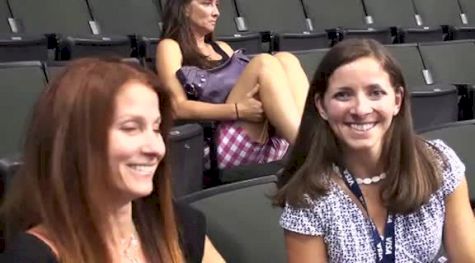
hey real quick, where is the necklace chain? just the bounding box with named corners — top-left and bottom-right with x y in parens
top-left (120, 231), bottom-right (140, 263)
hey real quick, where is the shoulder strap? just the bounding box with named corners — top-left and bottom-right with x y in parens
top-left (209, 41), bottom-right (230, 61)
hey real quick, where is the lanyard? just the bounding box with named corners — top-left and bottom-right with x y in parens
top-left (338, 167), bottom-right (395, 263)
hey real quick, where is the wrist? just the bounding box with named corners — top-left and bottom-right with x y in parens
top-left (234, 103), bottom-right (240, 120)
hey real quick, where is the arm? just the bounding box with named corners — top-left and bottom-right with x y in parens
top-left (285, 230), bottom-right (328, 263)
top-left (155, 39), bottom-right (238, 121)
top-left (443, 176), bottom-right (475, 262)
top-left (202, 236), bottom-right (226, 263)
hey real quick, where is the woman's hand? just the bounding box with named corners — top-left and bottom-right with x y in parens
top-left (236, 85), bottom-right (264, 122)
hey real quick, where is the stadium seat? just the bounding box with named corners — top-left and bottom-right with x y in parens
top-left (168, 123), bottom-right (204, 197)
top-left (410, 85), bottom-right (458, 130)
top-left (418, 40), bottom-right (475, 85)
top-left (0, 0), bottom-right (48, 62)
top-left (86, 0), bottom-right (163, 59)
top-left (386, 44), bottom-right (458, 130)
top-left (301, 0), bottom-right (393, 44)
top-left (291, 48), bottom-right (329, 80)
top-left (0, 155), bottom-right (22, 253)
top-left (8, 0), bottom-right (131, 59)
top-left (420, 120), bottom-right (475, 207)
top-left (178, 175), bottom-right (286, 263)
top-left (363, 0), bottom-right (443, 43)
top-left (0, 61), bottom-right (46, 157)
top-left (234, 0), bottom-right (329, 51)
top-left (386, 43), bottom-right (429, 86)
top-left (412, 0), bottom-right (475, 40)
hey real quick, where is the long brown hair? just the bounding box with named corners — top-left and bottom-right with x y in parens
top-left (1, 58), bottom-right (184, 262)
top-left (274, 39), bottom-right (441, 214)
top-left (161, 0), bottom-right (217, 68)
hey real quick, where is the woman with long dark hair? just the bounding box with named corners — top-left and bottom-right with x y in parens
top-left (275, 39), bottom-right (475, 262)
top-left (156, 0), bottom-right (309, 169)
top-left (1, 58), bottom-right (223, 262)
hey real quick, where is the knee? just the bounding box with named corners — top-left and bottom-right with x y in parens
top-left (251, 53), bottom-right (281, 69)
top-left (273, 51), bottom-right (301, 67)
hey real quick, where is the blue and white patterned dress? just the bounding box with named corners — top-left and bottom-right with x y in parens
top-left (280, 140), bottom-right (465, 262)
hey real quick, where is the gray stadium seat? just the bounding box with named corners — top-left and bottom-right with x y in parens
top-left (386, 43), bottom-right (428, 86)
top-left (363, 0), bottom-right (443, 43)
top-left (291, 48), bottom-right (329, 80)
top-left (301, 0), bottom-right (392, 44)
top-left (0, 61), bottom-right (46, 156)
top-left (8, 0), bottom-right (131, 59)
top-left (234, 0), bottom-right (329, 51)
top-left (168, 123), bottom-right (204, 197)
top-left (213, 0), bottom-right (261, 54)
top-left (179, 175), bottom-right (286, 263)
top-left (0, 0), bottom-right (48, 62)
top-left (418, 40), bottom-right (475, 85)
top-left (412, 0), bottom-right (475, 40)
top-left (420, 120), bottom-right (475, 207)
top-left (86, 0), bottom-right (162, 59)
top-left (385, 44), bottom-right (458, 130)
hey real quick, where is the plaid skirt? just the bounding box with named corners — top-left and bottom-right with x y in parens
top-left (215, 121), bottom-right (289, 169)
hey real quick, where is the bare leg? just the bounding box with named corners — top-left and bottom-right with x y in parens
top-left (226, 54), bottom-right (300, 143)
top-left (273, 52), bottom-right (310, 117)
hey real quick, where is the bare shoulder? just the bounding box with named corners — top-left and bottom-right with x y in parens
top-left (157, 38), bottom-right (182, 56)
top-left (215, 41), bottom-right (234, 56)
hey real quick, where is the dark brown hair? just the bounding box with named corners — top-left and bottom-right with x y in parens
top-left (1, 57), bottom-right (184, 262)
top-left (161, 0), bottom-right (217, 68)
top-left (274, 39), bottom-right (441, 214)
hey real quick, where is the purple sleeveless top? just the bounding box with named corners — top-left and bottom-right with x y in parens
top-left (176, 49), bottom-right (250, 104)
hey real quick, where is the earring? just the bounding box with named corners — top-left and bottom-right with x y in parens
top-left (393, 108), bottom-right (399, 116)
top-left (320, 112), bottom-right (328, 120)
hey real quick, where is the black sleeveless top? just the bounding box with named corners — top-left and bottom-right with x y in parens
top-left (209, 41), bottom-right (230, 65)
top-left (0, 202), bottom-right (206, 263)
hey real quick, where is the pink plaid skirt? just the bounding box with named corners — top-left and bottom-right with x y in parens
top-left (216, 121), bottom-right (289, 169)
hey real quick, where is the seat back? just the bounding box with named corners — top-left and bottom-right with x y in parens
top-left (0, 61), bottom-right (46, 156)
top-left (418, 40), bottom-right (475, 85)
top-left (9, 0), bottom-right (93, 35)
top-left (458, 0), bottom-right (475, 26)
top-left (386, 43), bottom-right (427, 86)
top-left (0, 0), bottom-right (13, 33)
top-left (168, 123), bottom-right (204, 197)
top-left (420, 121), bottom-right (475, 205)
top-left (301, 0), bottom-right (367, 30)
top-left (292, 48), bottom-right (329, 80)
top-left (411, 84), bottom-right (458, 130)
top-left (214, 0), bottom-right (239, 36)
top-left (364, 0), bottom-right (419, 28)
top-left (234, 0), bottom-right (308, 33)
top-left (412, 0), bottom-right (464, 27)
top-left (179, 175), bottom-right (286, 263)
top-left (87, 0), bottom-right (162, 37)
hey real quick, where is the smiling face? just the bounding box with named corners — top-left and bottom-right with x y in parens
top-left (107, 80), bottom-right (165, 201)
top-left (186, 0), bottom-right (220, 35)
top-left (315, 56), bottom-right (403, 157)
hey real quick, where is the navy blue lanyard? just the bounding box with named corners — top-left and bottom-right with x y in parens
top-left (339, 167), bottom-right (395, 263)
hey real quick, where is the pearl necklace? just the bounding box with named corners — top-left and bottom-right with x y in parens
top-left (355, 173), bottom-right (387, 185)
top-left (332, 164), bottom-right (387, 185)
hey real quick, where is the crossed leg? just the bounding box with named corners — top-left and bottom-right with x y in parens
top-left (225, 52), bottom-right (309, 144)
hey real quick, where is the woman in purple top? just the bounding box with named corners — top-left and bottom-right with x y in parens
top-left (156, 0), bottom-right (309, 169)
top-left (274, 39), bottom-right (475, 262)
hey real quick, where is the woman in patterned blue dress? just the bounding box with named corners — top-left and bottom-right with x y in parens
top-left (274, 39), bottom-right (475, 262)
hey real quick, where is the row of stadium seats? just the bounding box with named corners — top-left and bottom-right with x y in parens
top-left (2, 39), bottom-right (475, 159)
top-left (2, 0), bottom-right (475, 62)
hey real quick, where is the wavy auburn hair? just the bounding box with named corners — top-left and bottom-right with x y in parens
top-left (1, 57), bottom-right (184, 262)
